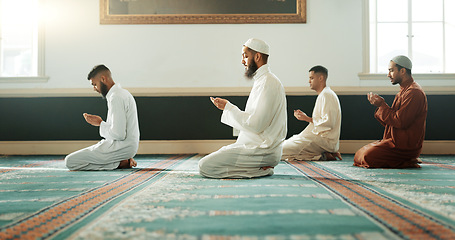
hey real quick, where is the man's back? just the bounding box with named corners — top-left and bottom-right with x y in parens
top-left (311, 86), bottom-right (341, 142)
top-left (102, 84), bottom-right (140, 145)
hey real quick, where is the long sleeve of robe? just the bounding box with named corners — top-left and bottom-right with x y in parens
top-left (354, 81), bottom-right (427, 168)
top-left (221, 68), bottom-right (287, 150)
top-left (282, 86), bottom-right (342, 161)
top-left (65, 84), bottom-right (140, 170)
top-left (199, 64), bottom-right (288, 178)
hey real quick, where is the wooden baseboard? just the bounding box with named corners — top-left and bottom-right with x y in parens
top-left (0, 140), bottom-right (453, 155)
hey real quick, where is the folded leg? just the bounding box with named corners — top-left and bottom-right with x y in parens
top-left (354, 141), bottom-right (420, 168)
top-left (199, 146), bottom-right (280, 179)
top-left (65, 141), bottom-right (136, 171)
top-left (282, 135), bottom-right (326, 161)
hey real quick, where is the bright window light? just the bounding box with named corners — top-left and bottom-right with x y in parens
top-left (369, 0), bottom-right (454, 73)
top-left (0, 0), bottom-right (39, 77)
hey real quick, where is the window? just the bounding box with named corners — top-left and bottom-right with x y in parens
top-left (0, 0), bottom-right (46, 80)
top-left (368, 0), bottom-right (455, 74)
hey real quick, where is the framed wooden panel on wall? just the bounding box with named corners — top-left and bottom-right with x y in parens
top-left (100, 0), bottom-right (306, 24)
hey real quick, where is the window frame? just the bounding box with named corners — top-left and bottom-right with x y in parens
top-left (359, 0), bottom-right (455, 81)
top-left (0, 0), bottom-right (48, 83)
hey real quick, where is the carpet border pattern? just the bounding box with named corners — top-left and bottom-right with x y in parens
top-left (287, 161), bottom-right (455, 240)
top-left (0, 154), bottom-right (192, 240)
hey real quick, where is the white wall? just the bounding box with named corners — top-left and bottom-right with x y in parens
top-left (2, 0), bottom-right (364, 89)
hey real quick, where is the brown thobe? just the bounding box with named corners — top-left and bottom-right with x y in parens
top-left (354, 81), bottom-right (427, 168)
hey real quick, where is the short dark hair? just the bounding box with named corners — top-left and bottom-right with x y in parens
top-left (309, 65), bottom-right (328, 79)
top-left (88, 65), bottom-right (110, 80)
top-left (395, 63), bottom-right (412, 75)
top-left (246, 47), bottom-right (269, 63)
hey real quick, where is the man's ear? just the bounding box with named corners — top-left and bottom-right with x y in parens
top-left (100, 75), bottom-right (106, 83)
top-left (399, 67), bottom-right (407, 75)
top-left (254, 52), bottom-right (261, 63)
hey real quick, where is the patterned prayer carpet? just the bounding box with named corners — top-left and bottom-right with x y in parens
top-left (0, 154), bottom-right (454, 239)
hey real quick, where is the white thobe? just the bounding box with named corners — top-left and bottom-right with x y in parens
top-left (65, 84), bottom-right (140, 170)
top-left (199, 64), bottom-right (287, 178)
top-left (282, 86), bottom-right (341, 161)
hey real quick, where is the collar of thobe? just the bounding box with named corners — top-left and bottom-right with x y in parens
top-left (106, 83), bottom-right (120, 100)
top-left (253, 64), bottom-right (270, 80)
top-left (317, 86), bottom-right (328, 95)
top-left (399, 80), bottom-right (414, 92)
top-left (321, 86), bottom-right (330, 93)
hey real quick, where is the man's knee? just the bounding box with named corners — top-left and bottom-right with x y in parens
top-left (354, 143), bottom-right (387, 168)
top-left (198, 157), bottom-right (213, 177)
top-left (198, 155), bottom-right (225, 178)
top-left (282, 140), bottom-right (296, 155)
top-left (64, 155), bottom-right (77, 170)
top-left (64, 153), bottom-right (83, 171)
top-left (281, 146), bottom-right (292, 158)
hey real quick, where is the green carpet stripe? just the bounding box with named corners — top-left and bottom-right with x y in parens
top-left (0, 154), bottom-right (192, 240)
top-left (422, 161), bottom-right (455, 170)
top-left (0, 159), bottom-right (62, 174)
top-left (288, 161), bottom-right (455, 240)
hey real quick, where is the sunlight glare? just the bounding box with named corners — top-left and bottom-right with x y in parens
top-left (0, 0), bottom-right (40, 77)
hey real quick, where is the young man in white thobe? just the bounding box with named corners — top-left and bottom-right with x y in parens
top-left (282, 65), bottom-right (342, 161)
top-left (199, 38), bottom-right (287, 178)
top-left (65, 65), bottom-right (140, 170)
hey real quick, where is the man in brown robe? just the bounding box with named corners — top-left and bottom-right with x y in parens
top-left (354, 55), bottom-right (427, 168)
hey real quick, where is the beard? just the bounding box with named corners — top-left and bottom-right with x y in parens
top-left (100, 82), bottom-right (109, 99)
top-left (391, 77), bottom-right (401, 85)
top-left (244, 60), bottom-right (258, 79)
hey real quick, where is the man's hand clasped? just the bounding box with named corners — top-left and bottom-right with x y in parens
top-left (210, 97), bottom-right (228, 111)
top-left (367, 92), bottom-right (385, 107)
top-left (83, 113), bottom-right (103, 127)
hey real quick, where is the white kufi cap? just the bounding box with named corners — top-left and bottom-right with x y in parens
top-left (391, 55), bottom-right (412, 70)
top-left (244, 38), bottom-right (270, 55)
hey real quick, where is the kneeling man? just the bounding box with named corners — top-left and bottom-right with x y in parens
top-left (354, 55), bottom-right (427, 168)
top-left (199, 38), bottom-right (287, 178)
top-left (282, 65), bottom-right (342, 161)
top-left (65, 65), bottom-right (140, 170)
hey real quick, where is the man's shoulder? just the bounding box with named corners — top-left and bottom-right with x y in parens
top-left (410, 82), bottom-right (425, 91)
top-left (119, 87), bottom-right (133, 97)
top-left (263, 72), bottom-right (282, 85)
top-left (323, 86), bottom-right (336, 94)
top-left (262, 75), bottom-right (285, 95)
top-left (321, 87), bottom-right (340, 99)
top-left (110, 87), bottom-right (134, 102)
top-left (403, 82), bottom-right (426, 97)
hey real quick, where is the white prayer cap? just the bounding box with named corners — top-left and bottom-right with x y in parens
top-left (391, 55), bottom-right (412, 70)
top-left (244, 38), bottom-right (270, 55)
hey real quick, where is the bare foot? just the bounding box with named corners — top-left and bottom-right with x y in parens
top-left (332, 152), bottom-right (342, 160)
top-left (325, 152), bottom-right (342, 161)
top-left (129, 158), bottom-right (137, 167)
top-left (324, 152), bottom-right (335, 160)
top-left (117, 158), bottom-right (137, 169)
top-left (260, 166), bottom-right (274, 170)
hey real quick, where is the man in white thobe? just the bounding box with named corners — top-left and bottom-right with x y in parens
top-left (282, 65), bottom-right (342, 161)
top-left (199, 38), bottom-right (287, 178)
top-left (65, 65), bottom-right (140, 170)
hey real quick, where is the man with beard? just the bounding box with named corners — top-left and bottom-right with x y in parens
top-left (198, 38), bottom-right (287, 178)
top-left (354, 55), bottom-right (427, 168)
top-left (282, 65), bottom-right (342, 161)
top-left (65, 65), bottom-right (140, 170)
